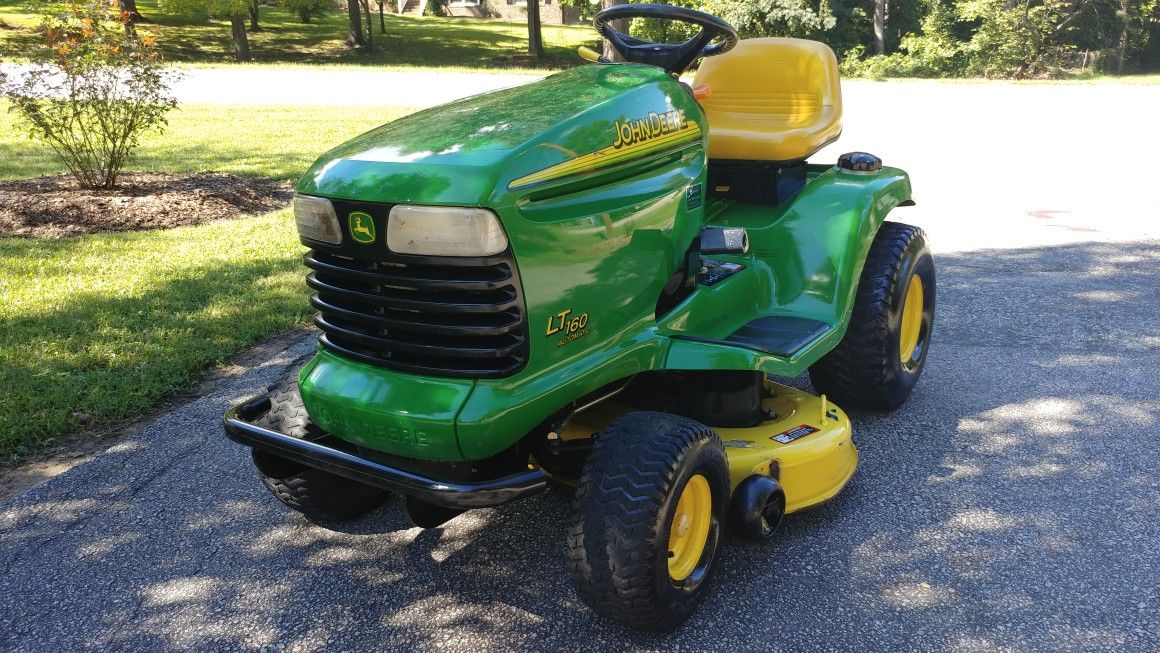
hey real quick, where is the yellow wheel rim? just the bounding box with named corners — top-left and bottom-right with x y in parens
top-left (667, 474), bottom-right (712, 582)
top-left (899, 274), bottom-right (924, 362)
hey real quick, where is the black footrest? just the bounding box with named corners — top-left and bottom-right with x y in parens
top-left (724, 316), bottom-right (830, 357)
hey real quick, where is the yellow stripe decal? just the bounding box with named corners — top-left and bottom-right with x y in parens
top-left (509, 121), bottom-right (702, 189)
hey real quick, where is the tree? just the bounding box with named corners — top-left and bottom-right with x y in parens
top-left (873, 0), bottom-right (886, 53)
top-left (601, 0), bottom-right (628, 60)
top-left (230, 12), bottom-right (250, 59)
top-left (248, 0), bottom-right (260, 31)
top-left (346, 0), bottom-right (366, 48)
top-left (117, 0), bottom-right (144, 23)
top-left (161, 0), bottom-right (252, 59)
top-left (958, 0), bottom-right (1094, 77)
top-left (1, 0), bottom-right (177, 189)
top-left (527, 0), bottom-right (544, 57)
top-left (360, 0), bottom-right (375, 50)
top-left (704, 0), bottom-right (836, 38)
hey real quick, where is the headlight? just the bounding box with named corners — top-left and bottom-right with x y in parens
top-left (292, 194), bottom-right (342, 245)
top-left (387, 206), bottom-right (508, 257)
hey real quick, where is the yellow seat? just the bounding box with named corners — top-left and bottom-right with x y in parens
top-left (693, 38), bottom-right (843, 162)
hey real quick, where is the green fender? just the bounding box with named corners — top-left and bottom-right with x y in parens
top-left (659, 164), bottom-right (913, 377)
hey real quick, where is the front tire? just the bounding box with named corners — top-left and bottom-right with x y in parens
top-left (250, 362), bottom-right (389, 522)
top-left (567, 411), bottom-right (729, 631)
top-left (809, 221), bottom-right (935, 410)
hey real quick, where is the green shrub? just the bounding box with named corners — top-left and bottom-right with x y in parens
top-left (283, 0), bottom-right (331, 23)
top-left (1, 0), bottom-right (177, 189)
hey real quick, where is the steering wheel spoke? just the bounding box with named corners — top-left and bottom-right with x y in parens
top-left (592, 3), bottom-right (738, 75)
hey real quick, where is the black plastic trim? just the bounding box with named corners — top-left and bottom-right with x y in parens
top-left (309, 295), bottom-right (521, 335)
top-left (318, 333), bottom-right (527, 377)
top-left (307, 273), bottom-right (519, 314)
top-left (305, 251), bottom-right (512, 292)
top-left (223, 397), bottom-right (545, 509)
top-left (673, 316), bottom-right (831, 357)
top-left (313, 314), bottom-right (524, 359)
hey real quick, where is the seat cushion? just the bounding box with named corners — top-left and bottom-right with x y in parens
top-left (693, 38), bottom-right (843, 162)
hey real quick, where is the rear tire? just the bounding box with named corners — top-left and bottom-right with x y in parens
top-left (809, 221), bottom-right (935, 410)
top-left (566, 411), bottom-right (729, 631)
top-left (250, 361), bottom-right (389, 522)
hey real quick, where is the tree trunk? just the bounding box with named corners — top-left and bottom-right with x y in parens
top-left (249, 0), bottom-right (260, 32)
top-left (378, 1), bottom-right (386, 32)
top-left (361, 0), bottom-right (374, 50)
top-left (527, 0), bottom-right (543, 57)
top-left (601, 0), bottom-right (627, 61)
top-left (1116, 0), bottom-right (1130, 72)
top-left (230, 14), bottom-right (251, 61)
top-left (873, 0), bottom-right (886, 55)
top-left (118, 0), bottom-right (143, 22)
top-left (347, 0), bottom-right (366, 48)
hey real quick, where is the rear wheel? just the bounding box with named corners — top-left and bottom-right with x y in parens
top-left (250, 361), bottom-right (389, 522)
top-left (567, 411), bottom-right (729, 631)
top-left (809, 221), bottom-right (935, 409)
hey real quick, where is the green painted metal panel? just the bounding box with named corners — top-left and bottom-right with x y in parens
top-left (658, 165), bottom-right (912, 375)
top-left (292, 63), bottom-right (914, 462)
top-left (298, 349), bottom-right (473, 460)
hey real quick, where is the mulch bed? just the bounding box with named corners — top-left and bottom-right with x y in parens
top-left (0, 172), bottom-right (296, 238)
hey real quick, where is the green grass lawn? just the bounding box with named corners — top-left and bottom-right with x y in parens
top-left (0, 211), bottom-right (311, 458)
top-left (0, 102), bottom-right (415, 181)
top-left (0, 0), bottom-right (599, 69)
top-left (0, 101), bottom-right (420, 459)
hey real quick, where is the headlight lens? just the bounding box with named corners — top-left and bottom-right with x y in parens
top-left (292, 194), bottom-right (342, 245)
top-left (387, 206), bottom-right (508, 257)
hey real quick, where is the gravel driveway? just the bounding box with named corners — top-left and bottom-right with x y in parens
top-left (1, 71), bottom-right (1158, 652)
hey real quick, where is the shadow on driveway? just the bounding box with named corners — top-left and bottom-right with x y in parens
top-left (0, 239), bottom-right (1157, 652)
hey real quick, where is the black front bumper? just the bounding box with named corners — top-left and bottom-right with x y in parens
top-left (223, 397), bottom-right (546, 510)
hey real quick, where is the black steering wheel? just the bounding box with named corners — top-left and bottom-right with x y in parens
top-left (593, 4), bottom-right (738, 75)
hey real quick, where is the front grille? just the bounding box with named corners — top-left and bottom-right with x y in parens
top-left (306, 247), bottom-right (529, 378)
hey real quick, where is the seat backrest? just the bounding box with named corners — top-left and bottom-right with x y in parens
top-left (693, 38), bottom-right (843, 162)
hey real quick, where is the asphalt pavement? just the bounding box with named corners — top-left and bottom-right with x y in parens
top-left (0, 72), bottom-right (1158, 652)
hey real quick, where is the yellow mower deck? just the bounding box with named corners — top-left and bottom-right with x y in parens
top-left (562, 381), bottom-right (857, 514)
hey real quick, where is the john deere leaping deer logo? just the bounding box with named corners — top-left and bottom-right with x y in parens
top-left (348, 211), bottom-right (376, 244)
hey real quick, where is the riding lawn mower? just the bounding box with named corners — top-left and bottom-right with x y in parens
top-left (224, 3), bottom-right (935, 631)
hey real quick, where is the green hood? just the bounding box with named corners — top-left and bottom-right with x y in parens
top-left (296, 65), bottom-right (677, 206)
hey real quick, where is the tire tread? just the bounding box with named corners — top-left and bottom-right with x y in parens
top-left (566, 411), bottom-right (726, 631)
top-left (809, 221), bottom-right (930, 409)
top-left (251, 359), bottom-right (388, 522)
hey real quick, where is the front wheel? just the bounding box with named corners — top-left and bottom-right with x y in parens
top-left (566, 411), bottom-right (729, 631)
top-left (249, 362), bottom-right (389, 522)
top-left (809, 221), bottom-right (935, 409)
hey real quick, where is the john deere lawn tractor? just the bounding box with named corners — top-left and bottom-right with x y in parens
top-left (224, 4), bottom-right (934, 631)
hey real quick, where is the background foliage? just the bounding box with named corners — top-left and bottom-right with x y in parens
top-left (2, 0), bottom-right (1154, 76)
top-left (634, 0), bottom-right (1160, 77)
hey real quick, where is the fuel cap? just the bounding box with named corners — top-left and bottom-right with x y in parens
top-left (837, 152), bottom-right (883, 173)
